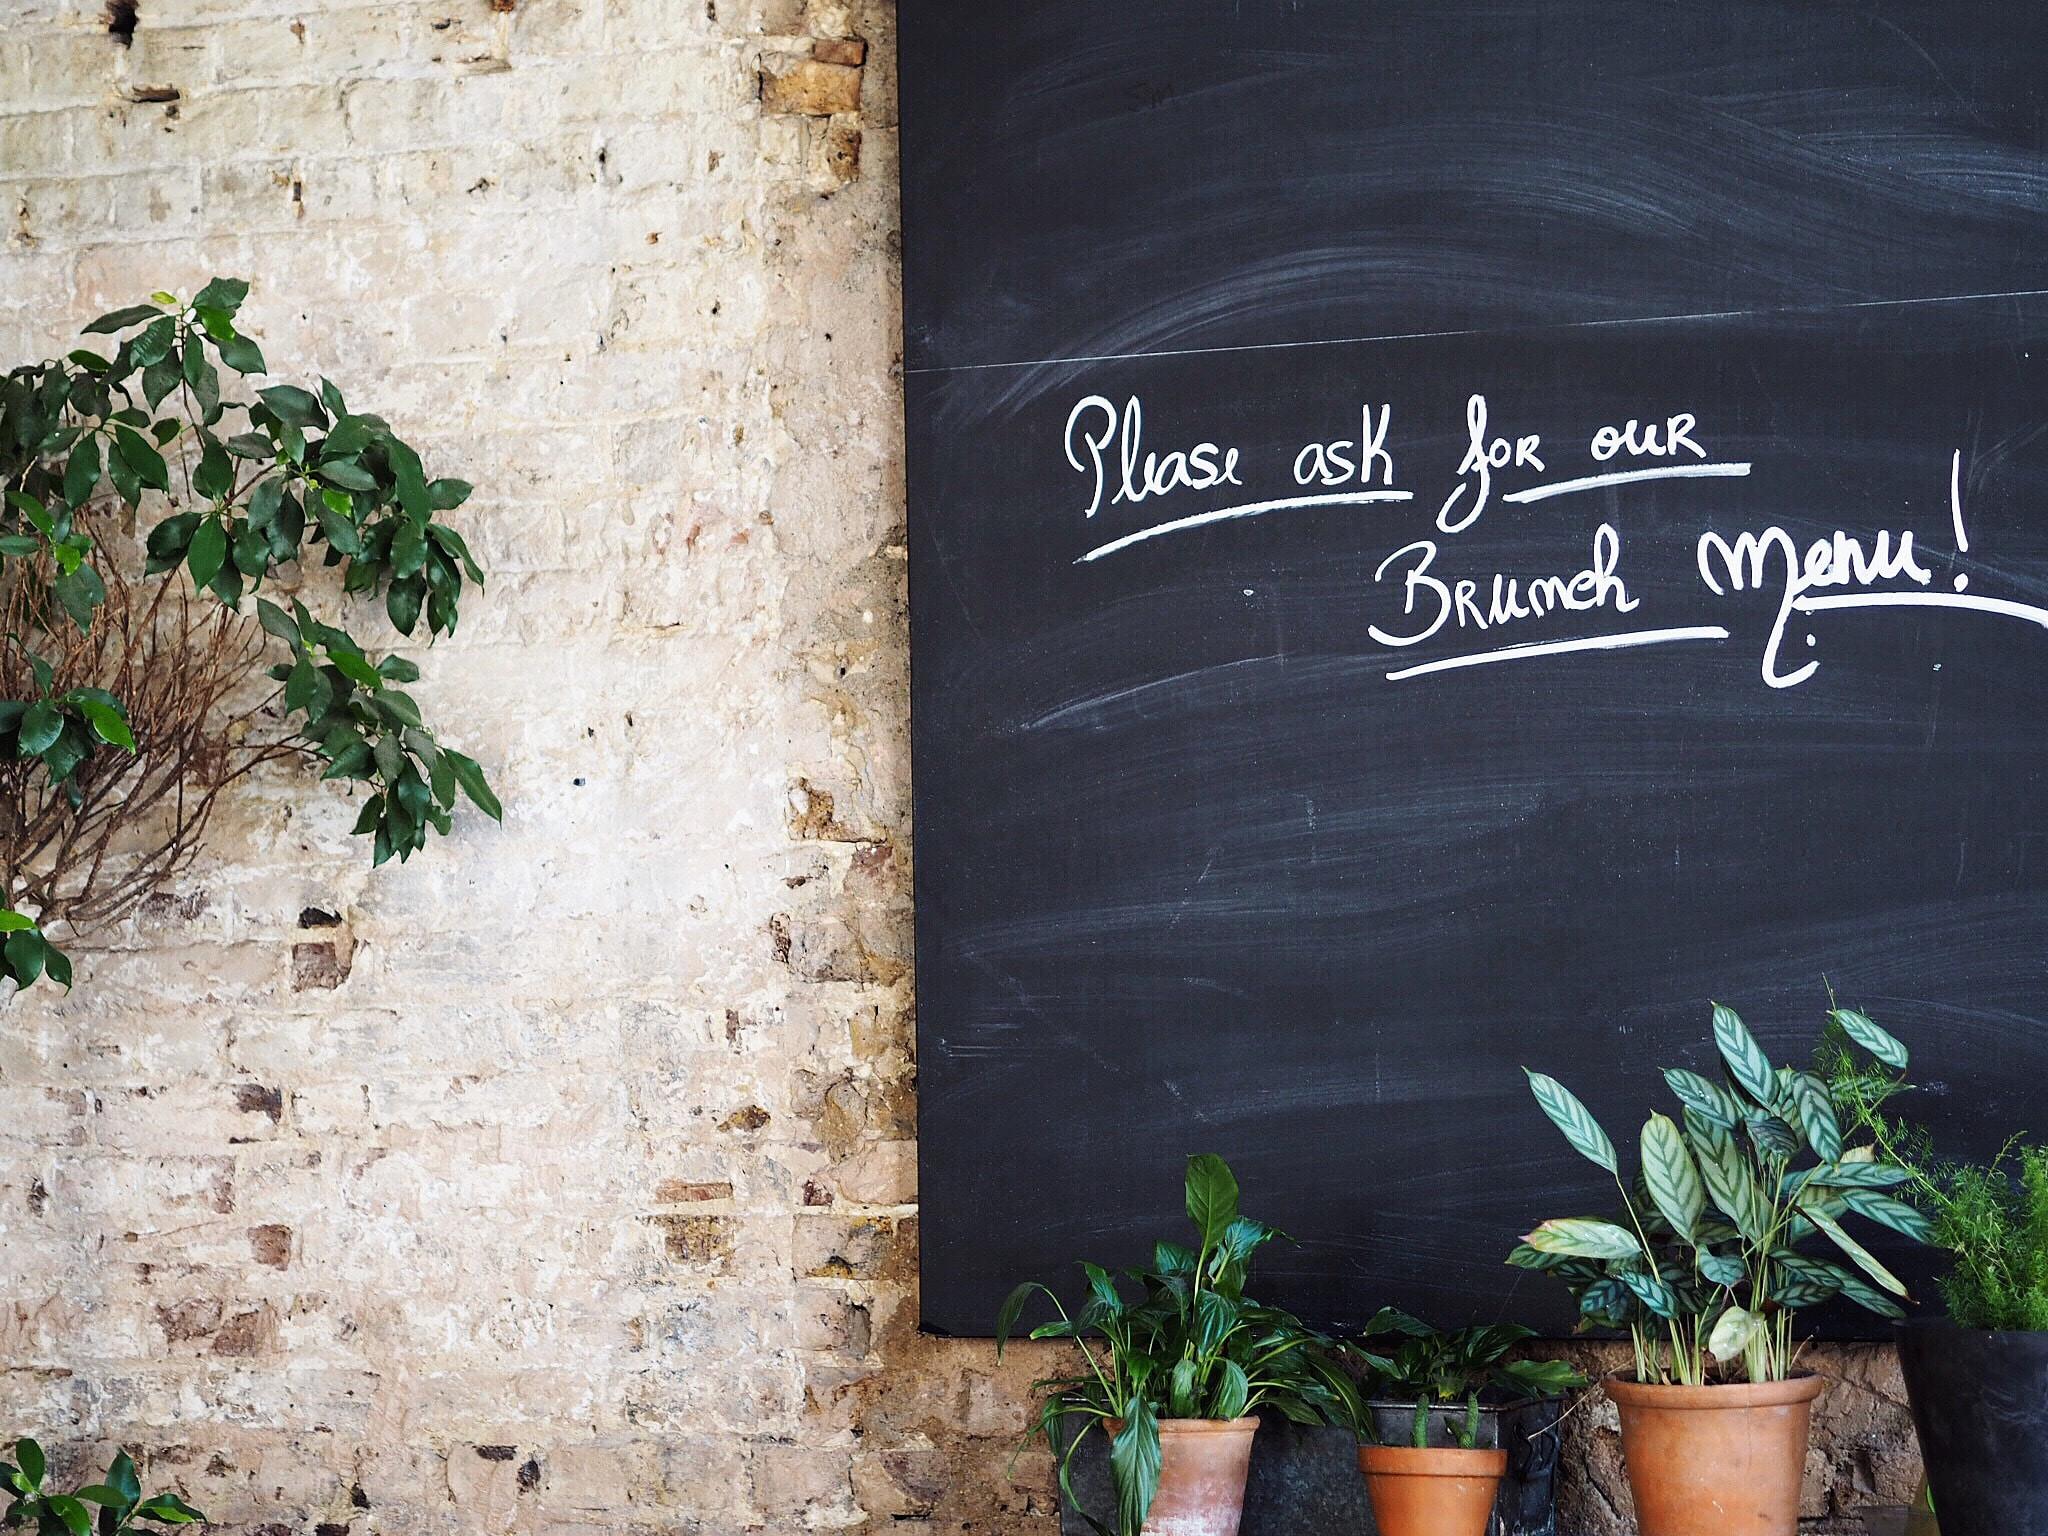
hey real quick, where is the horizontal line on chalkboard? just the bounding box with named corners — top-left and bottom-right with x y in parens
top-left (1795, 591), bottom-right (2048, 630)
top-left (1075, 489), bottom-right (1414, 562)
top-left (1385, 625), bottom-right (1731, 681)
top-left (909, 287), bottom-right (2048, 376)
top-left (1502, 462), bottom-right (1752, 503)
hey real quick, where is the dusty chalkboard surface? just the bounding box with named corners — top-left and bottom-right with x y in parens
top-left (901, 1), bottom-right (2048, 1336)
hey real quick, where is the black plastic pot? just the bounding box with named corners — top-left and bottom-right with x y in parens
top-left (1898, 1319), bottom-right (2048, 1536)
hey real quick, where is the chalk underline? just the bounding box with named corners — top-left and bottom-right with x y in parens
top-left (1076, 489), bottom-right (1414, 563)
top-left (909, 286), bottom-right (2048, 377)
top-left (1503, 462), bottom-right (1753, 504)
top-left (1794, 591), bottom-right (2048, 628)
top-left (1385, 625), bottom-right (1731, 681)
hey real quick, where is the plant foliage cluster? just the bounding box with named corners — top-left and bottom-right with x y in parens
top-left (996, 1155), bottom-right (1358, 1536)
top-left (1, 282), bottom-right (500, 990)
top-left (1829, 1046), bottom-right (2048, 1332)
top-left (1514, 1003), bottom-right (1930, 1385)
top-left (1336, 1310), bottom-right (1584, 1450)
top-left (2, 1438), bottom-right (202, 1536)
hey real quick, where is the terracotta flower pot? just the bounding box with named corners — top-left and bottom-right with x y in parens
top-left (1358, 1443), bottom-right (1508, 1536)
top-left (1603, 1372), bottom-right (1823, 1536)
top-left (1129, 1417), bottom-right (1260, 1536)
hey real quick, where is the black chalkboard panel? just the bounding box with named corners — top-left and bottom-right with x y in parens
top-left (900, 1), bottom-right (2048, 1337)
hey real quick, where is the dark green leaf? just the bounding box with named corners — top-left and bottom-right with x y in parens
top-left (193, 276), bottom-right (250, 314)
top-left (141, 355), bottom-right (181, 410)
top-left (186, 519), bottom-right (227, 588)
top-left (112, 425), bottom-right (170, 492)
top-left (63, 436), bottom-right (101, 508)
top-left (427, 478), bottom-right (473, 511)
top-left (192, 436), bottom-right (232, 500)
top-left (19, 702), bottom-right (61, 756)
top-left (130, 316), bottom-right (175, 366)
top-left (1110, 1398), bottom-right (1162, 1536)
top-left (82, 304), bottom-right (162, 335)
top-left (258, 384), bottom-right (324, 427)
top-left (386, 574), bottom-right (424, 635)
top-left (214, 333), bottom-right (266, 375)
top-left (1184, 1153), bottom-right (1240, 1248)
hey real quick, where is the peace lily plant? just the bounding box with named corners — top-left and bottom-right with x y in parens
top-left (997, 1154), bottom-right (1354, 1536)
top-left (1513, 1003), bottom-right (1930, 1385)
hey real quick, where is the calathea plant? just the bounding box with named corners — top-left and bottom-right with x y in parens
top-left (1337, 1311), bottom-right (1585, 1449)
top-left (1513, 1003), bottom-right (1931, 1384)
top-left (996, 1154), bottom-right (1356, 1536)
top-left (2, 1437), bottom-right (203, 1534)
top-left (2, 281), bottom-right (500, 990)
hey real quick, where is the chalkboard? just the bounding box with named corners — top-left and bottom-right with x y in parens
top-left (901, 0), bottom-right (2048, 1337)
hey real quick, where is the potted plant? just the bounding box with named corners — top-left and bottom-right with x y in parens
top-left (1333, 1310), bottom-right (1584, 1536)
top-left (996, 1154), bottom-right (1355, 1536)
top-left (1514, 1002), bottom-right (1930, 1536)
top-left (1829, 1034), bottom-right (2048, 1535)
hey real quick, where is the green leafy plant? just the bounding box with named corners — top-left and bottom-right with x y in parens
top-left (996, 1154), bottom-right (1357, 1536)
top-left (1829, 1037), bottom-right (2048, 1331)
top-left (2, 281), bottom-right (499, 984)
top-left (1335, 1310), bottom-right (1585, 1449)
top-left (0, 910), bottom-right (67, 992)
top-left (1513, 1002), bottom-right (1930, 1385)
top-left (2, 1438), bottom-right (203, 1535)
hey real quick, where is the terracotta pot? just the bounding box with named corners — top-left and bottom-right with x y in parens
top-left (1604, 1373), bottom-right (1824, 1536)
top-left (1111, 1417), bottom-right (1259, 1536)
top-left (1358, 1443), bottom-right (1508, 1536)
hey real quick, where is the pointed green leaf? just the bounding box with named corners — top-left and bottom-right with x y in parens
top-left (1111, 1397), bottom-right (1162, 1536)
top-left (1640, 1113), bottom-right (1705, 1242)
top-left (1800, 1197), bottom-right (1909, 1296)
top-left (1663, 1067), bottom-right (1741, 1127)
top-left (1831, 1009), bottom-right (1909, 1071)
top-left (1784, 1071), bottom-right (1843, 1162)
top-left (1185, 1153), bottom-right (1240, 1248)
top-left (1712, 1003), bottom-right (1776, 1105)
top-left (1523, 1218), bottom-right (1642, 1261)
top-left (1526, 1070), bottom-right (1618, 1174)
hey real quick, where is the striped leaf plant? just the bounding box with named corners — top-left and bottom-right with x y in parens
top-left (1512, 1003), bottom-right (1931, 1385)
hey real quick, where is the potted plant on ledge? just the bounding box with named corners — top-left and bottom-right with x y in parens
top-left (1335, 1310), bottom-right (1584, 1536)
top-left (1830, 1032), bottom-right (2048, 1536)
top-left (1514, 1002), bottom-right (1929, 1536)
top-left (997, 1154), bottom-right (1355, 1536)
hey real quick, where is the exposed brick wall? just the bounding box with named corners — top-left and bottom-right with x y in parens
top-left (1, 1), bottom-right (1058, 1531)
top-left (0, 3), bottom-right (1918, 1532)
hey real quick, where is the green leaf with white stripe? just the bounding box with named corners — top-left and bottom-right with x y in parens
top-left (1697, 1250), bottom-right (1746, 1288)
top-left (1839, 1189), bottom-right (1937, 1245)
top-left (1618, 1268), bottom-right (1681, 1318)
top-left (1690, 1120), bottom-right (1766, 1241)
top-left (1835, 1271), bottom-right (1909, 1320)
top-left (1713, 1003), bottom-right (1776, 1105)
top-left (1640, 1114), bottom-right (1705, 1242)
top-left (1831, 1008), bottom-right (1909, 1071)
top-left (1526, 1070), bottom-right (1617, 1175)
top-left (1708, 1304), bottom-right (1763, 1363)
top-left (1804, 1161), bottom-right (1913, 1191)
top-left (1663, 1068), bottom-right (1741, 1127)
top-left (1524, 1218), bottom-right (1643, 1262)
top-left (1783, 1071), bottom-right (1843, 1162)
top-left (1800, 1197), bottom-right (1908, 1296)
top-left (1745, 1111), bottom-right (1802, 1161)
